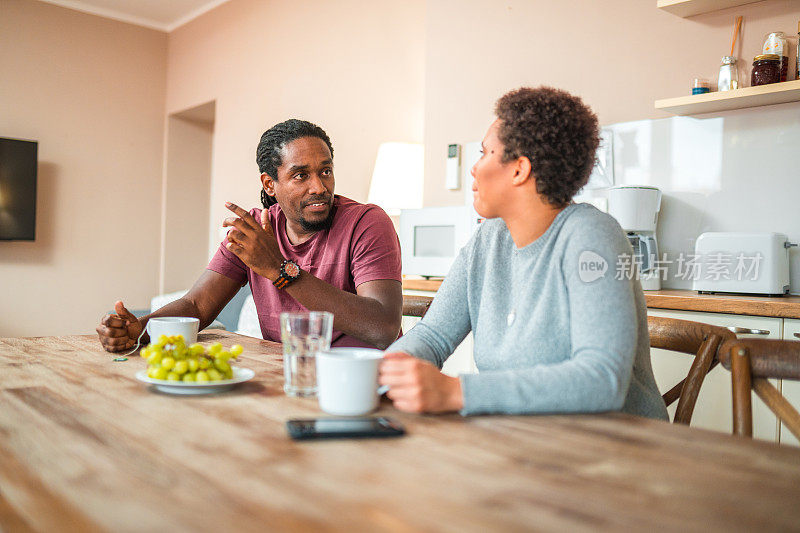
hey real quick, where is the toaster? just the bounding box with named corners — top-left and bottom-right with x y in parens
top-left (692, 232), bottom-right (793, 296)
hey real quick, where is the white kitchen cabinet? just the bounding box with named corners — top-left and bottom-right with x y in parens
top-left (402, 289), bottom-right (476, 376)
top-left (781, 319), bottom-right (800, 447)
top-left (647, 309), bottom-right (782, 442)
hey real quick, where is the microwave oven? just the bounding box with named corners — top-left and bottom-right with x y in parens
top-left (399, 206), bottom-right (483, 277)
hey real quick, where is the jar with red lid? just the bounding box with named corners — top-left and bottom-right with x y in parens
top-left (752, 54), bottom-right (781, 86)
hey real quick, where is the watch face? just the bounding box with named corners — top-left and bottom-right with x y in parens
top-left (283, 260), bottom-right (300, 279)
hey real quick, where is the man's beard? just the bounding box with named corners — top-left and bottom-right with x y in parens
top-left (299, 204), bottom-right (335, 233)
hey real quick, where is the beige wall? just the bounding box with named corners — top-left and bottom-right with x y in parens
top-left (165, 0), bottom-right (427, 258)
top-left (0, 0), bottom-right (167, 336)
top-left (423, 0), bottom-right (800, 207)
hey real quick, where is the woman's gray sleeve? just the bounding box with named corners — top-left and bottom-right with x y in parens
top-left (386, 232), bottom-right (476, 368)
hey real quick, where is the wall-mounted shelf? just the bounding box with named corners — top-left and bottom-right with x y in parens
top-left (657, 0), bottom-right (761, 17)
top-left (655, 80), bottom-right (800, 115)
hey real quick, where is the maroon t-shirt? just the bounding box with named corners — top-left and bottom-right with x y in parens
top-left (207, 195), bottom-right (402, 347)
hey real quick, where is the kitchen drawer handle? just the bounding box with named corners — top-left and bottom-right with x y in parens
top-left (727, 326), bottom-right (770, 336)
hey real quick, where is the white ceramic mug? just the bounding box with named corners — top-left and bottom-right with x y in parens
top-left (316, 348), bottom-right (387, 416)
top-left (147, 317), bottom-right (200, 345)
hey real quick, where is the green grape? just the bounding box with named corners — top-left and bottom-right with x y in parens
top-left (214, 359), bottom-right (231, 374)
top-left (195, 371), bottom-right (210, 383)
top-left (173, 360), bottom-right (188, 374)
top-left (161, 357), bottom-right (176, 371)
top-left (224, 368), bottom-right (233, 379)
top-left (209, 343), bottom-right (223, 355)
top-left (217, 352), bottom-right (232, 363)
top-left (230, 344), bottom-right (243, 357)
top-left (187, 358), bottom-right (199, 372)
top-left (189, 343), bottom-right (205, 356)
top-left (158, 334), bottom-right (169, 345)
top-left (207, 368), bottom-right (222, 381)
top-left (167, 372), bottom-right (180, 382)
top-left (147, 352), bottom-right (162, 366)
top-left (147, 366), bottom-right (159, 379)
top-left (182, 372), bottom-right (196, 382)
top-left (198, 357), bottom-right (211, 370)
top-left (139, 346), bottom-right (151, 359)
top-left (153, 367), bottom-right (169, 380)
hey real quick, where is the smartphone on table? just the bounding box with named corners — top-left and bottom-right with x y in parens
top-left (286, 417), bottom-right (405, 441)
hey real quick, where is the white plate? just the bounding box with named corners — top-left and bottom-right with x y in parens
top-left (135, 366), bottom-right (255, 395)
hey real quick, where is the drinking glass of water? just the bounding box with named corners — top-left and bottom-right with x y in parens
top-left (280, 311), bottom-right (333, 397)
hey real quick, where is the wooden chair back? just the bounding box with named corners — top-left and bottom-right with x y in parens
top-left (648, 316), bottom-right (735, 425)
top-left (718, 338), bottom-right (800, 441)
top-left (402, 295), bottom-right (433, 318)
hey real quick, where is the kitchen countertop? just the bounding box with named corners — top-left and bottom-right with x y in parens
top-left (402, 278), bottom-right (800, 320)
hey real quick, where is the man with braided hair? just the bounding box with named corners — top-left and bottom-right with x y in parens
top-left (97, 119), bottom-right (403, 351)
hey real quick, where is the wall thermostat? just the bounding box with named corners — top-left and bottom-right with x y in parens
top-left (446, 143), bottom-right (461, 190)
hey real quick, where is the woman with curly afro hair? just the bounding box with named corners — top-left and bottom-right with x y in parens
top-left (379, 86), bottom-right (668, 420)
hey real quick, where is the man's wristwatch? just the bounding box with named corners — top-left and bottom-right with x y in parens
top-left (273, 259), bottom-right (301, 289)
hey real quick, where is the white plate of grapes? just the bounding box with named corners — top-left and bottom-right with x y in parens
top-left (135, 336), bottom-right (255, 395)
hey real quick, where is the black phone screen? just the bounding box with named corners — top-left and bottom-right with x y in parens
top-left (286, 417), bottom-right (405, 440)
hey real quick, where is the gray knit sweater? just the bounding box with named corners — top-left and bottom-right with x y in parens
top-left (389, 203), bottom-right (669, 419)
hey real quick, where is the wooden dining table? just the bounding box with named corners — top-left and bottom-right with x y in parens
top-left (2, 330), bottom-right (800, 532)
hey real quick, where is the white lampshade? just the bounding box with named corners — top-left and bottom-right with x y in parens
top-left (367, 142), bottom-right (423, 216)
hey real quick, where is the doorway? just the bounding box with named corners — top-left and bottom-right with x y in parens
top-left (161, 101), bottom-right (215, 294)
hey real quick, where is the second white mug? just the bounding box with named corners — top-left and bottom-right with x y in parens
top-left (316, 348), bottom-right (386, 416)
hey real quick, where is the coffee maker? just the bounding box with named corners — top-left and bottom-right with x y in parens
top-left (607, 185), bottom-right (662, 291)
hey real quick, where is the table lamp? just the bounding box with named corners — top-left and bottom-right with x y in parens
top-left (367, 142), bottom-right (423, 216)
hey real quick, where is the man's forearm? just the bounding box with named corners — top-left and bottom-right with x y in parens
top-left (283, 272), bottom-right (401, 349)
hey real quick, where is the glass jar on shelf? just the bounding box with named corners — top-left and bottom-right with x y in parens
top-left (717, 56), bottom-right (739, 91)
top-left (692, 78), bottom-right (710, 95)
top-left (752, 54), bottom-right (781, 86)
top-left (762, 32), bottom-right (788, 82)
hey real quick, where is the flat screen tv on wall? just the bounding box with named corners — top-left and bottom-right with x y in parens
top-left (0, 137), bottom-right (38, 241)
